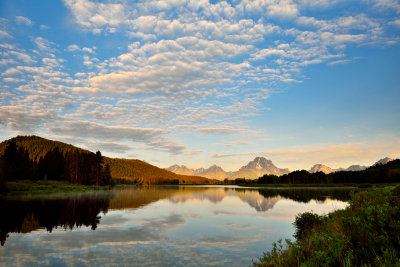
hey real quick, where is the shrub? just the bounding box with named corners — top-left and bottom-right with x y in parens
top-left (254, 188), bottom-right (400, 266)
top-left (293, 212), bottom-right (324, 239)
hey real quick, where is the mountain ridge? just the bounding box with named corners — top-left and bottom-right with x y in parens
top-left (167, 157), bottom-right (396, 180)
top-left (167, 157), bottom-right (290, 180)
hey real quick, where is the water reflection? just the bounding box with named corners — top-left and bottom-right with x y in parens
top-left (0, 192), bottom-right (112, 246)
top-left (1, 186), bottom-right (352, 266)
top-left (0, 186), bottom-right (353, 247)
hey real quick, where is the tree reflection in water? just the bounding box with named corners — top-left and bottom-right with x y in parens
top-left (0, 186), bottom-right (355, 246)
top-left (0, 192), bottom-right (113, 246)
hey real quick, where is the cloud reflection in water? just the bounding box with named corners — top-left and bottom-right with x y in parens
top-left (0, 186), bottom-right (350, 266)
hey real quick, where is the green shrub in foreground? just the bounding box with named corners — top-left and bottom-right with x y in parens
top-left (253, 187), bottom-right (400, 266)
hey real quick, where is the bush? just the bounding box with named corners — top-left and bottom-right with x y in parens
top-left (254, 188), bottom-right (400, 266)
top-left (293, 212), bottom-right (324, 239)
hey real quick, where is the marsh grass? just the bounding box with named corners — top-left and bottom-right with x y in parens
top-left (253, 186), bottom-right (400, 266)
top-left (1, 180), bottom-right (112, 195)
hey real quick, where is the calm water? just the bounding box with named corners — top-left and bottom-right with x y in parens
top-left (0, 186), bottom-right (353, 266)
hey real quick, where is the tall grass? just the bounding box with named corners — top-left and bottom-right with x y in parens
top-left (253, 186), bottom-right (400, 266)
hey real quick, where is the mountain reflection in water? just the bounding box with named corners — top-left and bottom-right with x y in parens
top-left (0, 186), bottom-right (353, 247)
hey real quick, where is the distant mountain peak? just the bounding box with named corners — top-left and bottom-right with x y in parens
top-left (374, 157), bottom-right (393, 166)
top-left (240, 157), bottom-right (274, 171)
top-left (335, 164), bottom-right (368, 172)
top-left (309, 164), bottom-right (334, 174)
top-left (165, 164), bottom-right (193, 175)
top-left (232, 157), bottom-right (289, 179)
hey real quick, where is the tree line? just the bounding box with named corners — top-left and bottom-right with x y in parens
top-left (0, 138), bottom-right (112, 186)
top-left (228, 159), bottom-right (400, 185)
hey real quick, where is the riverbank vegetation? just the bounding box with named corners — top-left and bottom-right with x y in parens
top-left (1, 180), bottom-right (113, 194)
top-left (253, 186), bottom-right (400, 266)
top-left (227, 159), bottom-right (400, 187)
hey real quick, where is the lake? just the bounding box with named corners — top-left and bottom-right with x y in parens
top-left (0, 186), bottom-right (353, 266)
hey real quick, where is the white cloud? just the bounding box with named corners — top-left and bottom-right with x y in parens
top-left (389, 19), bottom-right (400, 27)
top-left (3, 67), bottom-right (23, 76)
top-left (0, 30), bottom-right (12, 39)
top-left (0, 59), bottom-right (16, 66)
top-left (145, 139), bottom-right (187, 155)
top-left (237, 0), bottom-right (299, 18)
top-left (251, 48), bottom-right (286, 60)
top-left (8, 51), bottom-right (36, 64)
top-left (49, 121), bottom-right (161, 142)
top-left (328, 59), bottom-right (351, 65)
top-left (66, 44), bottom-right (81, 51)
top-left (365, 0), bottom-right (400, 13)
top-left (297, 0), bottom-right (343, 9)
top-left (223, 141), bottom-right (254, 146)
top-left (63, 0), bottom-right (126, 33)
top-left (15, 16), bottom-right (33, 26)
top-left (0, 107), bottom-right (54, 131)
top-left (84, 141), bottom-right (133, 153)
top-left (3, 77), bottom-right (25, 83)
top-left (34, 37), bottom-right (54, 52)
top-left (198, 127), bottom-right (241, 134)
top-left (40, 24), bottom-right (50, 30)
top-left (297, 14), bottom-right (380, 32)
top-left (82, 47), bottom-right (95, 53)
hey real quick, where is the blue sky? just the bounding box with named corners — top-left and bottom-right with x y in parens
top-left (1, 0), bottom-right (399, 171)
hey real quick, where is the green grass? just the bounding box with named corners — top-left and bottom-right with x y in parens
top-left (253, 186), bottom-right (400, 266)
top-left (1, 180), bottom-right (113, 195)
top-left (239, 183), bottom-right (400, 188)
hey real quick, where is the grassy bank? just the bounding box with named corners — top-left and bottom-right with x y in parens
top-left (253, 186), bottom-right (400, 266)
top-left (0, 180), bottom-right (113, 194)
top-left (237, 183), bottom-right (400, 188)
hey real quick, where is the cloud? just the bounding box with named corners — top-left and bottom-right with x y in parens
top-left (238, 0), bottom-right (299, 18)
top-left (65, 44), bottom-right (96, 54)
top-left (34, 37), bottom-right (54, 52)
top-left (84, 141), bottom-right (133, 153)
top-left (0, 30), bottom-right (12, 39)
top-left (328, 59), bottom-right (351, 65)
top-left (251, 48), bottom-right (287, 60)
top-left (365, 0), bottom-right (400, 13)
top-left (63, 0), bottom-right (126, 33)
top-left (15, 16), bottom-right (33, 26)
top-left (296, 14), bottom-right (380, 32)
top-left (40, 24), bottom-right (50, 30)
top-left (389, 19), bottom-right (400, 28)
top-left (223, 141), bottom-right (254, 147)
top-left (198, 127), bottom-right (241, 134)
top-left (65, 44), bottom-right (80, 51)
top-left (82, 47), bottom-right (95, 54)
top-left (49, 121), bottom-right (162, 142)
top-left (0, 107), bottom-right (55, 132)
top-left (144, 139), bottom-right (187, 155)
top-left (7, 51), bottom-right (36, 64)
top-left (297, 0), bottom-right (343, 9)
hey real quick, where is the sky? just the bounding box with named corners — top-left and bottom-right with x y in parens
top-left (0, 0), bottom-right (399, 171)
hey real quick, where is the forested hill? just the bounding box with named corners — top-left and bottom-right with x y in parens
top-left (0, 135), bottom-right (88, 163)
top-left (0, 136), bottom-right (213, 185)
top-left (104, 157), bottom-right (212, 184)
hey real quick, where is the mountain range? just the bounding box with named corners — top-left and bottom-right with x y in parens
top-left (166, 164), bottom-right (229, 180)
top-left (308, 157), bottom-right (394, 174)
top-left (168, 157), bottom-right (395, 180)
top-left (1, 135), bottom-right (395, 182)
top-left (166, 157), bottom-right (290, 180)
